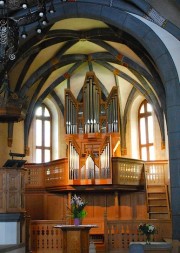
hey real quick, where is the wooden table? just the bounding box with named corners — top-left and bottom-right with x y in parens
top-left (54, 224), bottom-right (97, 253)
top-left (129, 242), bottom-right (172, 253)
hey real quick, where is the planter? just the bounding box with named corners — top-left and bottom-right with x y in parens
top-left (74, 218), bottom-right (82, 226)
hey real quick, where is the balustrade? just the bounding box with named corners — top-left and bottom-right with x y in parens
top-left (145, 160), bottom-right (169, 185)
top-left (31, 220), bottom-right (66, 253)
top-left (29, 218), bottom-right (172, 253)
top-left (104, 218), bottom-right (172, 252)
top-left (25, 159), bottom-right (168, 189)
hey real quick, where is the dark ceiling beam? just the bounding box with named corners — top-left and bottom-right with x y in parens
top-left (106, 25), bottom-right (166, 112)
top-left (12, 0), bottom-right (179, 41)
top-left (24, 61), bottom-right (83, 149)
top-left (15, 53), bottom-right (39, 92)
top-left (128, 0), bottom-right (180, 40)
top-left (89, 39), bottom-right (166, 99)
top-left (50, 90), bottom-right (64, 115)
top-left (95, 60), bottom-right (165, 143)
top-left (122, 87), bottom-right (137, 152)
top-left (18, 40), bottom-right (78, 96)
top-left (30, 61), bottom-right (83, 116)
top-left (19, 54), bottom-right (87, 97)
top-left (13, 37), bottom-right (79, 70)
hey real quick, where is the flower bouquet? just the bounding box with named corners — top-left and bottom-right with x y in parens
top-left (68, 194), bottom-right (87, 225)
top-left (138, 223), bottom-right (157, 244)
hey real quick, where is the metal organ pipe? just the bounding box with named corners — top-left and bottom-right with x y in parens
top-left (112, 98), bottom-right (115, 132)
top-left (92, 86), bottom-right (95, 132)
top-left (86, 155), bottom-right (95, 179)
top-left (89, 78), bottom-right (93, 133)
top-left (114, 96), bottom-right (118, 132)
top-left (69, 142), bottom-right (79, 179)
top-left (85, 80), bottom-right (89, 133)
top-left (100, 143), bottom-right (110, 178)
top-left (84, 77), bottom-right (101, 133)
top-left (66, 95), bottom-right (69, 134)
top-left (65, 92), bottom-right (78, 135)
top-left (97, 91), bottom-right (100, 132)
top-left (107, 95), bottom-right (118, 133)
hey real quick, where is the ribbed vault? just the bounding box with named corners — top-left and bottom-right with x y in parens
top-left (2, 1), bottom-right (179, 157)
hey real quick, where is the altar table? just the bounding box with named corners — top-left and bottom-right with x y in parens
top-left (54, 224), bottom-right (97, 253)
top-left (129, 242), bottom-right (172, 253)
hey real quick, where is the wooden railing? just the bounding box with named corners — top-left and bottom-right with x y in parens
top-left (29, 218), bottom-right (172, 253)
top-left (112, 157), bottom-right (145, 186)
top-left (25, 157), bottom-right (148, 189)
top-left (25, 159), bottom-right (68, 190)
top-left (44, 158), bottom-right (68, 188)
top-left (104, 217), bottom-right (172, 253)
top-left (25, 163), bottom-right (45, 189)
top-left (145, 160), bottom-right (169, 185)
top-left (30, 220), bottom-right (66, 253)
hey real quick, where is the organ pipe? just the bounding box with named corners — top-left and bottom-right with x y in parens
top-left (107, 93), bottom-right (119, 133)
top-left (69, 142), bottom-right (79, 179)
top-left (65, 92), bottom-right (78, 134)
top-left (100, 142), bottom-right (110, 178)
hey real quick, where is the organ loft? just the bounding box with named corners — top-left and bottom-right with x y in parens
top-left (65, 72), bottom-right (120, 183)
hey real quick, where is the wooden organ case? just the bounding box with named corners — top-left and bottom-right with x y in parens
top-left (65, 72), bottom-right (120, 185)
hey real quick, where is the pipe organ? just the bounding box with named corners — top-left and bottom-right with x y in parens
top-left (65, 72), bottom-right (120, 184)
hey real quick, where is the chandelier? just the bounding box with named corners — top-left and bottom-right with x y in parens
top-left (0, 0), bottom-right (57, 122)
top-left (0, 18), bottom-right (18, 63)
top-left (0, 0), bottom-right (56, 65)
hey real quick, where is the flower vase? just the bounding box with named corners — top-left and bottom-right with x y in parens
top-left (146, 234), bottom-right (151, 244)
top-left (74, 218), bottom-right (81, 226)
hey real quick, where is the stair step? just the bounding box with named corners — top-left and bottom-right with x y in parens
top-left (146, 183), bottom-right (170, 220)
top-left (149, 204), bottom-right (167, 207)
top-left (149, 211), bottom-right (169, 214)
top-left (148, 197), bottom-right (166, 200)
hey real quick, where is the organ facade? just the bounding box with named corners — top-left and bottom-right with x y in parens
top-left (64, 72), bottom-right (120, 184)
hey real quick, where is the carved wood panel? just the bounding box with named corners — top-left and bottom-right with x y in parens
top-left (0, 168), bottom-right (25, 213)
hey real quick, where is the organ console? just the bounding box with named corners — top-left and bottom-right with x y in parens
top-left (65, 72), bottom-right (120, 184)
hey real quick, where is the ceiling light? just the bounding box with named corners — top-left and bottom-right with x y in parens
top-left (21, 2), bottom-right (28, 9)
top-left (39, 10), bottom-right (44, 17)
top-left (21, 27), bottom-right (28, 39)
top-left (36, 23), bottom-right (42, 33)
top-left (48, 2), bottom-right (55, 14)
top-left (0, 0), bottom-right (4, 6)
top-left (42, 17), bottom-right (48, 26)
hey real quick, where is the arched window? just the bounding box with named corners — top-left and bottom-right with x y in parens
top-left (138, 100), bottom-right (155, 161)
top-left (35, 104), bottom-right (52, 163)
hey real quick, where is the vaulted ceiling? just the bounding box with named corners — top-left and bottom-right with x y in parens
top-left (1, 0), bottom-right (180, 146)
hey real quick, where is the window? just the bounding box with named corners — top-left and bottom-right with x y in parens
top-left (35, 104), bottom-right (52, 163)
top-left (138, 100), bottom-right (155, 160)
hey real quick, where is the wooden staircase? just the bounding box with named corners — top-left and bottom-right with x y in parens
top-left (146, 184), bottom-right (171, 219)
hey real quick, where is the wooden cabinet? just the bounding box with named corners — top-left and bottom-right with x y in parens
top-left (0, 168), bottom-right (25, 213)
